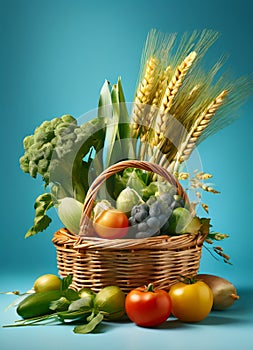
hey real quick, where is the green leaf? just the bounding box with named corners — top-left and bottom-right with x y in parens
top-left (200, 218), bottom-right (212, 235)
top-left (112, 168), bottom-right (148, 199)
top-left (97, 80), bottom-right (112, 120)
top-left (86, 311), bottom-right (95, 322)
top-left (68, 296), bottom-right (93, 313)
top-left (117, 77), bottom-right (129, 128)
top-left (111, 83), bottom-right (121, 144)
top-left (125, 169), bottom-right (146, 195)
top-left (117, 77), bottom-right (135, 160)
top-left (111, 83), bottom-right (120, 108)
top-left (73, 312), bottom-right (104, 334)
top-left (55, 118), bottom-right (105, 203)
top-left (25, 193), bottom-right (55, 238)
top-left (141, 182), bottom-right (159, 200)
top-left (50, 297), bottom-right (70, 312)
top-left (57, 310), bottom-right (89, 322)
top-left (61, 275), bottom-right (73, 292)
top-left (103, 84), bottom-right (120, 168)
top-left (141, 181), bottom-right (174, 201)
top-left (64, 288), bottom-right (80, 301)
top-left (3, 313), bottom-right (59, 327)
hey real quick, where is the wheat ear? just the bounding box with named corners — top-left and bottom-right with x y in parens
top-left (130, 56), bottom-right (159, 139)
top-left (151, 66), bottom-right (171, 108)
top-left (138, 66), bottom-right (170, 159)
top-left (169, 89), bottom-right (228, 173)
top-left (141, 66), bottom-right (170, 141)
top-left (191, 181), bottom-right (220, 194)
top-left (152, 51), bottom-right (197, 147)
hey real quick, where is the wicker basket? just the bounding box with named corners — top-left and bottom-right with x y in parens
top-left (53, 160), bottom-right (207, 292)
top-left (52, 228), bottom-right (78, 278)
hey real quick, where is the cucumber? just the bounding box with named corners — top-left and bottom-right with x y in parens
top-left (17, 290), bottom-right (62, 319)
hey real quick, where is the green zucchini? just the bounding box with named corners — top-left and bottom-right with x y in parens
top-left (17, 290), bottom-right (62, 319)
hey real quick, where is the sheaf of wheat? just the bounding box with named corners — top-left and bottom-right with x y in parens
top-left (129, 29), bottom-right (252, 167)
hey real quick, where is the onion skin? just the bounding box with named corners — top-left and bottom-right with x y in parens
top-left (197, 274), bottom-right (239, 310)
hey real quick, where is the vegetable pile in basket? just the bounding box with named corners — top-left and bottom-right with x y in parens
top-left (19, 29), bottom-right (252, 262)
top-left (92, 181), bottom-right (205, 240)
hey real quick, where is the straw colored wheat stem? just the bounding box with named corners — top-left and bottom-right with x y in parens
top-left (169, 89), bottom-right (228, 173)
top-left (130, 56), bottom-right (159, 139)
top-left (152, 51), bottom-right (197, 147)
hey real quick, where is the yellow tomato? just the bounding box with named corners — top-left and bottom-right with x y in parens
top-left (169, 280), bottom-right (213, 322)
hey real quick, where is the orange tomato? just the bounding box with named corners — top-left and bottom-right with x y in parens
top-left (94, 209), bottom-right (128, 239)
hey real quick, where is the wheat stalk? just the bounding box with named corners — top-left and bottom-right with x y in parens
top-left (160, 51), bottom-right (197, 113)
top-left (152, 51), bottom-right (197, 148)
top-left (154, 84), bottom-right (202, 167)
top-left (141, 65), bottom-right (171, 141)
top-left (138, 66), bottom-right (171, 159)
top-left (149, 51), bottom-right (197, 166)
top-left (169, 89), bottom-right (228, 173)
top-left (151, 66), bottom-right (171, 108)
top-left (131, 29), bottom-right (251, 167)
top-left (130, 56), bottom-right (159, 139)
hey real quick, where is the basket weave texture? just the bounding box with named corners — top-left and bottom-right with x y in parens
top-left (53, 160), bottom-right (207, 292)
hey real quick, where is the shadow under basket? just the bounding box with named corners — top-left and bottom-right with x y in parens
top-left (52, 160), bottom-right (207, 293)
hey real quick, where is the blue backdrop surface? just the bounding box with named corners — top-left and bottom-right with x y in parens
top-left (0, 0), bottom-right (253, 349)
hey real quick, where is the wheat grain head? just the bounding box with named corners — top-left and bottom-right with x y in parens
top-left (169, 90), bottom-right (228, 173)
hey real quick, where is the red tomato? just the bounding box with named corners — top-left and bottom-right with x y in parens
top-left (93, 209), bottom-right (129, 239)
top-left (125, 284), bottom-right (172, 327)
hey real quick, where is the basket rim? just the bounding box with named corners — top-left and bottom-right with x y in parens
top-left (52, 228), bottom-right (77, 245)
top-left (73, 231), bottom-right (207, 251)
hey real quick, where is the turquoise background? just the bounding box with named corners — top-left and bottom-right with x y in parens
top-left (0, 0), bottom-right (253, 349)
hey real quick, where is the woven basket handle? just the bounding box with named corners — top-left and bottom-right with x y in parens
top-left (79, 160), bottom-right (189, 237)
